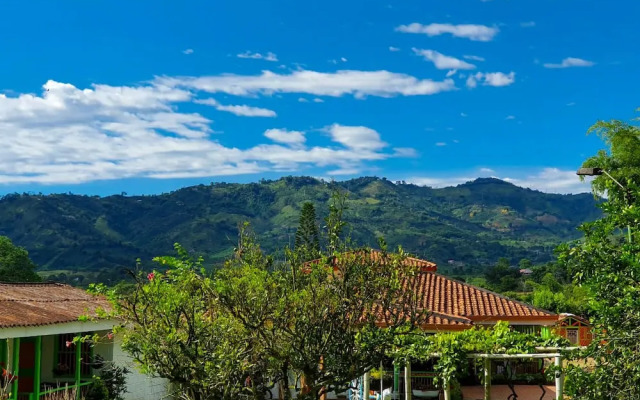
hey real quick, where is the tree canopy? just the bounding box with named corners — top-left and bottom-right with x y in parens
top-left (559, 114), bottom-right (640, 399)
top-left (108, 194), bottom-right (425, 400)
top-left (0, 236), bottom-right (41, 282)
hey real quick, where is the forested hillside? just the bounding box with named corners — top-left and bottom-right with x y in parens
top-left (0, 176), bottom-right (600, 284)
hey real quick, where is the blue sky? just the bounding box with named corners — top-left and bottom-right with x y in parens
top-left (0, 0), bottom-right (638, 195)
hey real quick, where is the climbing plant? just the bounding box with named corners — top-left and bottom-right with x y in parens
top-left (388, 322), bottom-right (568, 392)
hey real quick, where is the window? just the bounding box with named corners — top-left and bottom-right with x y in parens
top-left (512, 325), bottom-right (541, 335)
top-left (566, 329), bottom-right (579, 345)
top-left (55, 334), bottom-right (92, 377)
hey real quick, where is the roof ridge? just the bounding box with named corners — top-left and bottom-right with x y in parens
top-left (0, 298), bottom-right (95, 303)
top-left (427, 271), bottom-right (557, 317)
top-left (0, 282), bottom-right (70, 287)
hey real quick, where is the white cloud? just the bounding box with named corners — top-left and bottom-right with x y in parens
top-left (460, 112), bottom-right (468, 117)
top-left (389, 46), bottom-right (400, 52)
top-left (435, 142), bottom-right (447, 146)
top-left (503, 168), bottom-right (592, 194)
top-left (482, 71), bottom-right (516, 86)
top-left (566, 102), bottom-right (576, 106)
top-left (298, 97), bottom-right (309, 103)
top-left (412, 48), bottom-right (476, 70)
top-left (157, 69), bottom-right (456, 98)
top-left (313, 98), bottom-right (324, 103)
top-left (467, 71), bottom-right (516, 88)
top-left (396, 23), bottom-right (499, 41)
top-left (325, 124), bottom-right (387, 151)
top-left (405, 168), bottom-right (592, 194)
top-left (237, 51), bottom-right (279, 62)
top-left (183, 49), bottom-right (194, 55)
top-left (505, 115), bottom-right (516, 120)
top-left (446, 69), bottom-right (457, 77)
top-left (0, 80), bottom-right (413, 184)
top-left (264, 128), bottom-right (306, 147)
top-left (465, 75), bottom-right (478, 89)
top-left (520, 21), bottom-right (536, 28)
top-left (194, 98), bottom-right (277, 117)
top-left (543, 57), bottom-right (595, 69)
top-left (463, 55), bottom-right (485, 62)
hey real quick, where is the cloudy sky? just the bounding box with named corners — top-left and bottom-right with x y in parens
top-left (0, 0), bottom-right (638, 195)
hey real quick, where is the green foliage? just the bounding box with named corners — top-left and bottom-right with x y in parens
top-left (0, 235), bottom-right (41, 282)
top-left (389, 321), bottom-right (567, 389)
top-left (85, 378), bottom-right (110, 400)
top-left (294, 202), bottom-right (320, 261)
top-left (0, 177), bottom-right (600, 276)
top-left (557, 114), bottom-right (640, 399)
top-left (111, 245), bottom-right (265, 400)
top-left (112, 193), bottom-right (426, 400)
top-left (483, 257), bottom-right (521, 292)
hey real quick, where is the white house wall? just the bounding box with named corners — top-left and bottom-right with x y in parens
top-left (111, 333), bottom-right (171, 400)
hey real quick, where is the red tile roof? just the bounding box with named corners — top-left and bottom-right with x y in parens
top-left (0, 282), bottom-right (112, 329)
top-left (315, 250), bottom-right (557, 329)
top-left (410, 272), bottom-right (557, 327)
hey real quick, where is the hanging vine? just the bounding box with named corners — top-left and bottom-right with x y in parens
top-left (387, 321), bottom-right (569, 395)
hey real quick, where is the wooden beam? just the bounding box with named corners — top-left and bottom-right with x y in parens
top-left (555, 355), bottom-right (564, 400)
top-left (483, 357), bottom-right (491, 400)
top-left (404, 362), bottom-right (411, 400)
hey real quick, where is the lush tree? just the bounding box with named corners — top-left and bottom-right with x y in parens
top-left (0, 236), bottom-right (41, 282)
top-left (216, 195), bottom-right (424, 400)
top-left (558, 115), bottom-right (640, 399)
top-left (105, 246), bottom-right (267, 400)
top-left (294, 202), bottom-right (320, 261)
top-left (109, 194), bottom-right (425, 400)
top-left (484, 257), bottom-right (521, 292)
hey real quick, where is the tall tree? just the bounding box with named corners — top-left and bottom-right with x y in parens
top-left (294, 202), bottom-right (320, 261)
top-left (559, 114), bottom-right (640, 399)
top-left (0, 236), bottom-right (41, 282)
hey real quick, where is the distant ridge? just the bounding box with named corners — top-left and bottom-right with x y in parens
top-left (0, 176), bottom-right (600, 283)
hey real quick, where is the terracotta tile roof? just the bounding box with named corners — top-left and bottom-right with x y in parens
top-left (305, 249), bottom-right (437, 272)
top-left (308, 250), bottom-right (557, 329)
top-left (0, 282), bottom-right (112, 329)
top-left (410, 272), bottom-right (557, 324)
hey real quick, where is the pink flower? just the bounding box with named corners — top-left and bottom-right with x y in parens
top-left (107, 332), bottom-right (114, 340)
top-left (65, 341), bottom-right (72, 348)
top-left (147, 272), bottom-right (155, 281)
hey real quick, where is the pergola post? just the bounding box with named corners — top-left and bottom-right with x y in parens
top-left (443, 379), bottom-right (450, 400)
top-left (33, 336), bottom-right (42, 400)
top-left (555, 355), bottom-right (564, 400)
top-left (363, 371), bottom-right (370, 400)
top-left (393, 363), bottom-right (400, 398)
top-left (404, 362), bottom-right (411, 400)
top-left (483, 357), bottom-right (491, 400)
top-left (11, 338), bottom-right (20, 400)
top-left (380, 360), bottom-right (384, 398)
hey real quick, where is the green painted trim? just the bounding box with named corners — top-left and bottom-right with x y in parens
top-left (11, 338), bottom-right (20, 400)
top-left (0, 339), bottom-right (7, 368)
top-left (75, 340), bottom-right (82, 400)
top-left (33, 336), bottom-right (41, 400)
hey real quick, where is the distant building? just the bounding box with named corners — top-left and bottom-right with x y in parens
top-left (519, 268), bottom-right (533, 275)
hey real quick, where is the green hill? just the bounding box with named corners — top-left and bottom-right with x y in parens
top-left (0, 176), bottom-right (600, 283)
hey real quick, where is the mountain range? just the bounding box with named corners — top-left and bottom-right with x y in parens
top-left (0, 176), bottom-right (601, 283)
